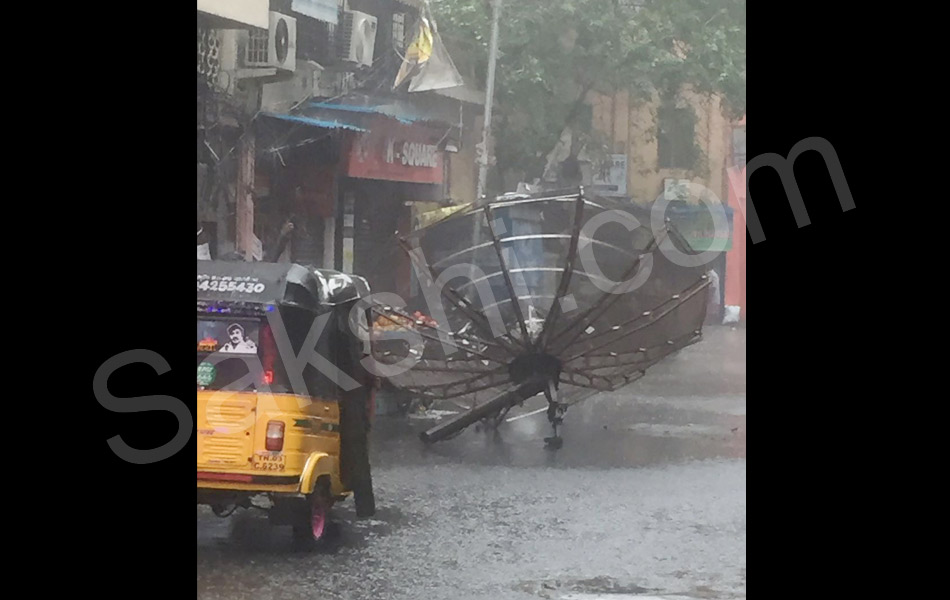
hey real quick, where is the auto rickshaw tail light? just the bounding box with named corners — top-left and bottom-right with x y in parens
top-left (265, 421), bottom-right (285, 451)
top-left (263, 370), bottom-right (274, 385)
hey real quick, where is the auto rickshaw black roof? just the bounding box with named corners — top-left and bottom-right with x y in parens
top-left (197, 260), bottom-right (370, 313)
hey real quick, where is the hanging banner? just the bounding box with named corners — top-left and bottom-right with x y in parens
top-left (394, 17), bottom-right (434, 89)
top-left (394, 10), bottom-right (463, 93)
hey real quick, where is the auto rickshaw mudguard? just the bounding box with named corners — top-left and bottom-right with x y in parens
top-left (299, 452), bottom-right (338, 495)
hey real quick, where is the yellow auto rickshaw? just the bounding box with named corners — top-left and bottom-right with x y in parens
top-left (196, 260), bottom-right (376, 548)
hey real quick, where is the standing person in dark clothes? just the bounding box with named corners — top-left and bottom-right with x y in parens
top-left (269, 220), bottom-right (294, 262)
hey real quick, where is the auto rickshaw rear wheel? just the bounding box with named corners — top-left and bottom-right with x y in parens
top-left (292, 480), bottom-right (333, 551)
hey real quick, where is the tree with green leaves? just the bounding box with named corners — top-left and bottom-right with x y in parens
top-left (430, 0), bottom-right (745, 191)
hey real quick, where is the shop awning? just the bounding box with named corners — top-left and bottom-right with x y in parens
top-left (308, 97), bottom-right (459, 126)
top-left (308, 101), bottom-right (411, 123)
top-left (260, 112), bottom-right (367, 132)
top-left (412, 202), bottom-right (471, 230)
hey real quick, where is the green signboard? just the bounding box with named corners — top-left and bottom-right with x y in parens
top-left (666, 203), bottom-right (734, 252)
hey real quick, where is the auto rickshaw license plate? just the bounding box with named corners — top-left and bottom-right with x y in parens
top-left (253, 452), bottom-right (286, 472)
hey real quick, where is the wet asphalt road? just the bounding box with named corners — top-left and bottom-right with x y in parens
top-left (197, 326), bottom-right (746, 600)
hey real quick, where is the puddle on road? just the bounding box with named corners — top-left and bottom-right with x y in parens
top-left (560, 596), bottom-right (739, 600)
top-left (197, 503), bottom-right (408, 555)
top-left (561, 595), bottom-right (670, 600)
top-left (624, 423), bottom-right (737, 438)
top-left (517, 576), bottom-right (737, 600)
top-left (517, 576), bottom-right (655, 600)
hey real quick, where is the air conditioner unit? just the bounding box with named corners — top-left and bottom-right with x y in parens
top-left (245, 12), bottom-right (297, 71)
top-left (339, 10), bottom-right (377, 68)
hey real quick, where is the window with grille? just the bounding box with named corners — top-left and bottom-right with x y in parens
top-left (393, 13), bottom-right (406, 52)
top-left (246, 28), bottom-right (269, 64)
top-left (297, 14), bottom-right (337, 64)
top-left (657, 104), bottom-right (698, 170)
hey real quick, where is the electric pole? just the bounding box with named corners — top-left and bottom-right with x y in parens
top-left (475, 0), bottom-right (502, 204)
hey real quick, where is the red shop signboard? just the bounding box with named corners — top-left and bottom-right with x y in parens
top-left (346, 117), bottom-right (444, 184)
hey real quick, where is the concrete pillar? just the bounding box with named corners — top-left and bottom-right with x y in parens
top-left (323, 217), bottom-right (335, 270)
top-left (235, 130), bottom-right (256, 259)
